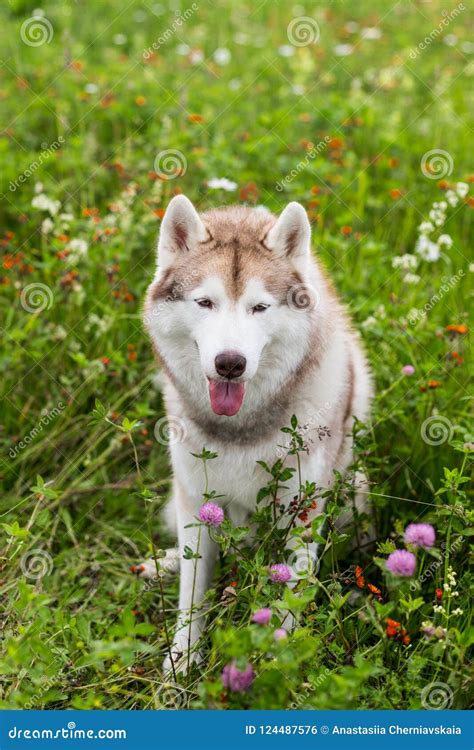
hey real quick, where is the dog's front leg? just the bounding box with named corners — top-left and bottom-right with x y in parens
top-left (163, 488), bottom-right (217, 675)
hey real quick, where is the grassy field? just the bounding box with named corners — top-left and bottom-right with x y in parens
top-left (0, 0), bottom-right (472, 710)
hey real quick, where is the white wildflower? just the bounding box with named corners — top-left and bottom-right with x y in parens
top-left (437, 234), bottom-right (453, 248)
top-left (207, 177), bottom-right (238, 191)
top-left (278, 45), bottom-right (294, 57)
top-left (403, 272), bottom-right (420, 284)
top-left (445, 189), bottom-right (458, 207)
top-left (455, 181), bottom-right (469, 198)
top-left (213, 47), bottom-right (231, 66)
top-left (415, 235), bottom-right (440, 262)
top-left (32, 194), bottom-right (60, 216)
top-left (189, 48), bottom-right (204, 65)
top-left (360, 27), bottom-right (382, 40)
top-left (68, 238), bottom-right (88, 256)
top-left (334, 44), bottom-right (354, 57)
top-left (41, 217), bottom-right (54, 234)
top-left (392, 253), bottom-right (418, 270)
top-left (452, 607), bottom-right (463, 616)
top-left (418, 221), bottom-right (434, 234)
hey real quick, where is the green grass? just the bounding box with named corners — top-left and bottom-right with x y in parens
top-left (0, 0), bottom-right (472, 710)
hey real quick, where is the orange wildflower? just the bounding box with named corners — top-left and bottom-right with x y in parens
top-left (427, 379), bottom-right (442, 389)
top-left (341, 225), bottom-right (352, 236)
top-left (135, 95), bottom-right (146, 106)
top-left (389, 188), bottom-right (403, 199)
top-left (355, 565), bottom-right (365, 589)
top-left (188, 113), bottom-right (204, 122)
top-left (388, 157), bottom-right (399, 168)
top-left (446, 324), bottom-right (468, 335)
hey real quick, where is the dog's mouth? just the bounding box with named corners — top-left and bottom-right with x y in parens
top-left (208, 379), bottom-right (246, 417)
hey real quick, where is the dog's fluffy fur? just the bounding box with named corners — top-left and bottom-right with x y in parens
top-left (142, 195), bottom-right (372, 672)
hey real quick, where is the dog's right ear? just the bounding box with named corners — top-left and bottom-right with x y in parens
top-left (157, 195), bottom-right (207, 269)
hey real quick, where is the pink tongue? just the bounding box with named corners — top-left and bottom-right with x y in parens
top-left (208, 380), bottom-right (245, 416)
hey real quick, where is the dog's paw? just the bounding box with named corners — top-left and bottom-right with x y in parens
top-left (130, 548), bottom-right (179, 579)
top-left (162, 648), bottom-right (202, 676)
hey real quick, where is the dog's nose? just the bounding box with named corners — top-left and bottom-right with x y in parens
top-left (214, 352), bottom-right (247, 379)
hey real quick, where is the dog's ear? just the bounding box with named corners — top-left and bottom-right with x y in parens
top-left (157, 195), bottom-right (207, 269)
top-left (264, 202), bottom-right (311, 267)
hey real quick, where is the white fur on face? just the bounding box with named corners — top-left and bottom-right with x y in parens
top-left (148, 273), bottom-right (314, 401)
top-left (189, 276), bottom-right (277, 380)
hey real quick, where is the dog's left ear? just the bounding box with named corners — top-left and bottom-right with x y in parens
top-left (264, 202), bottom-right (311, 268)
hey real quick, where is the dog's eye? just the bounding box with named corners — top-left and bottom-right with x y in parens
top-left (252, 303), bottom-right (270, 313)
top-left (195, 298), bottom-right (213, 309)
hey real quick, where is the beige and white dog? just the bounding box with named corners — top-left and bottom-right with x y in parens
top-left (141, 195), bottom-right (372, 673)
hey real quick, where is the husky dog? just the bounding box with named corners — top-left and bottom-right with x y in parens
top-left (141, 195), bottom-right (372, 673)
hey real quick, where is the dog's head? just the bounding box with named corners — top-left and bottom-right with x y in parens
top-left (144, 195), bottom-right (324, 420)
